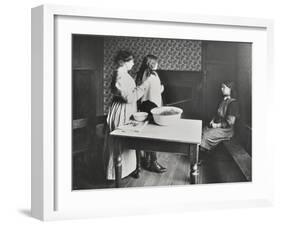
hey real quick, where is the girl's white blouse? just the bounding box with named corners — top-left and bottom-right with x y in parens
top-left (141, 71), bottom-right (163, 107)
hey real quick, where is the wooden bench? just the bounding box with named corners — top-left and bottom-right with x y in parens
top-left (222, 138), bottom-right (252, 181)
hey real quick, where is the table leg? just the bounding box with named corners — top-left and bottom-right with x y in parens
top-left (114, 138), bottom-right (122, 188)
top-left (135, 150), bottom-right (141, 177)
top-left (190, 144), bottom-right (200, 184)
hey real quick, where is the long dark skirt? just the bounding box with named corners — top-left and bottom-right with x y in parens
top-left (103, 100), bottom-right (137, 180)
top-left (200, 126), bottom-right (234, 151)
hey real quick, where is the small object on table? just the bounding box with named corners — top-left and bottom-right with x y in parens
top-left (151, 106), bottom-right (183, 126)
top-left (133, 112), bottom-right (148, 122)
top-left (117, 120), bottom-right (148, 133)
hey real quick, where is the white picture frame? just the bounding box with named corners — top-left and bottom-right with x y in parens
top-left (31, 4), bottom-right (274, 221)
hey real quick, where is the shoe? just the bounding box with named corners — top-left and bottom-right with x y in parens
top-left (130, 169), bottom-right (140, 179)
top-left (141, 153), bottom-right (151, 169)
top-left (156, 162), bottom-right (166, 171)
top-left (149, 161), bottom-right (166, 173)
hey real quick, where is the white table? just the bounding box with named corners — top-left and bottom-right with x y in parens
top-left (110, 119), bottom-right (202, 187)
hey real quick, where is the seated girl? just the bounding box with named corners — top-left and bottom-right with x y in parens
top-left (200, 81), bottom-right (240, 161)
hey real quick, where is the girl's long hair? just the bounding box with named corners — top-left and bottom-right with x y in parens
top-left (136, 54), bottom-right (158, 85)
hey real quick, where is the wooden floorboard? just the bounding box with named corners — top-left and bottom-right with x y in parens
top-left (73, 147), bottom-right (248, 190)
top-left (200, 147), bottom-right (247, 184)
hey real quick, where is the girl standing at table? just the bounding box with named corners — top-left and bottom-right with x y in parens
top-left (103, 50), bottom-right (149, 180)
top-left (136, 54), bottom-right (166, 173)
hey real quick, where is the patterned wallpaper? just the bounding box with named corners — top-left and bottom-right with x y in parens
top-left (103, 36), bottom-right (202, 113)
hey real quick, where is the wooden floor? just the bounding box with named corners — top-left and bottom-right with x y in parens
top-left (73, 146), bottom-right (247, 190)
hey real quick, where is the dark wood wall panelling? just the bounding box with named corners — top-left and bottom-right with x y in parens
top-left (158, 70), bottom-right (203, 119)
top-left (202, 41), bottom-right (252, 154)
top-left (235, 43), bottom-right (252, 155)
top-left (72, 35), bottom-right (104, 116)
top-left (202, 41), bottom-right (238, 121)
top-left (72, 35), bottom-right (105, 189)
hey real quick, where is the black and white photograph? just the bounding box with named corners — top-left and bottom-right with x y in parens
top-left (2, 0), bottom-right (280, 224)
top-left (72, 34), bottom-right (252, 190)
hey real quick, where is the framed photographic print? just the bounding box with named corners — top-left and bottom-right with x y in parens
top-left (31, 4), bottom-right (274, 221)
